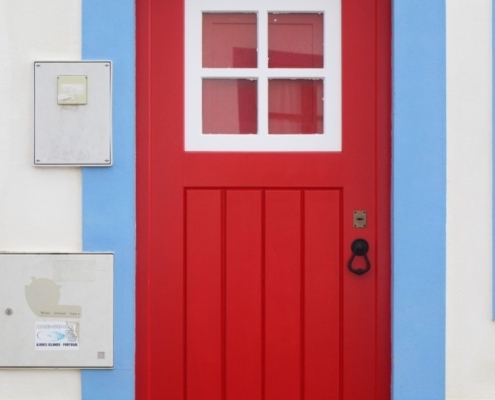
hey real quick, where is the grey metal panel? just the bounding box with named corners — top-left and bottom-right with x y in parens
top-left (34, 62), bottom-right (112, 166)
top-left (0, 253), bottom-right (113, 368)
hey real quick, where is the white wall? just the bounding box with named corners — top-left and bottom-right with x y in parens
top-left (446, 0), bottom-right (495, 399)
top-left (0, 1), bottom-right (82, 399)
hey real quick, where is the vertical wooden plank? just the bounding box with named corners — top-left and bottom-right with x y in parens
top-left (225, 190), bottom-right (263, 400)
top-left (305, 190), bottom-right (341, 399)
top-left (342, 0), bottom-right (378, 397)
top-left (138, 0), bottom-right (186, 398)
top-left (186, 189), bottom-right (222, 400)
top-left (265, 190), bottom-right (301, 400)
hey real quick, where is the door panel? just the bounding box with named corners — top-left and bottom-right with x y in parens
top-left (184, 189), bottom-right (341, 400)
top-left (136, 0), bottom-right (391, 399)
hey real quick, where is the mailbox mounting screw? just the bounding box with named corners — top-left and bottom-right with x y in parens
top-left (5, 308), bottom-right (13, 315)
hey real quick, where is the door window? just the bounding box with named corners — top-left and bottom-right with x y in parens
top-left (185, 0), bottom-right (341, 151)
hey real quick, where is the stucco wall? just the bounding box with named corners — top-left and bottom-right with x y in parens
top-left (0, 1), bottom-right (82, 399)
top-left (446, 0), bottom-right (495, 399)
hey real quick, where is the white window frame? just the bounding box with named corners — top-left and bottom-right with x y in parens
top-left (185, 0), bottom-right (342, 152)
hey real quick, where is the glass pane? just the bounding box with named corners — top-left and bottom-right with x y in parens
top-left (269, 79), bottom-right (323, 134)
top-left (203, 79), bottom-right (258, 134)
top-left (268, 13), bottom-right (323, 68)
top-left (203, 13), bottom-right (257, 68)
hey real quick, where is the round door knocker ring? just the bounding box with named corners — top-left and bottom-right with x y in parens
top-left (347, 238), bottom-right (371, 275)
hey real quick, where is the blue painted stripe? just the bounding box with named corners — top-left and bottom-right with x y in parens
top-left (392, 1), bottom-right (446, 399)
top-left (82, 1), bottom-right (135, 399)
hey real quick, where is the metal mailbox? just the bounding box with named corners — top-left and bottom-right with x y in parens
top-left (0, 253), bottom-right (113, 368)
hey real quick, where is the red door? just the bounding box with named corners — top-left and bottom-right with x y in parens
top-left (137, 0), bottom-right (391, 399)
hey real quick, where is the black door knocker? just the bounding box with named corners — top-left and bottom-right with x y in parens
top-left (347, 239), bottom-right (371, 275)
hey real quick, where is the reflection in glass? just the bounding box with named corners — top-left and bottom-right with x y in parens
top-left (203, 13), bottom-right (257, 68)
top-left (269, 79), bottom-right (323, 134)
top-left (268, 13), bottom-right (323, 68)
top-left (202, 79), bottom-right (258, 134)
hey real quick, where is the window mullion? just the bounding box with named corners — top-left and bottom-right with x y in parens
top-left (257, 11), bottom-right (268, 137)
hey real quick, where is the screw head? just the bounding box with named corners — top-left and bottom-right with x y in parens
top-left (5, 308), bottom-right (13, 316)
